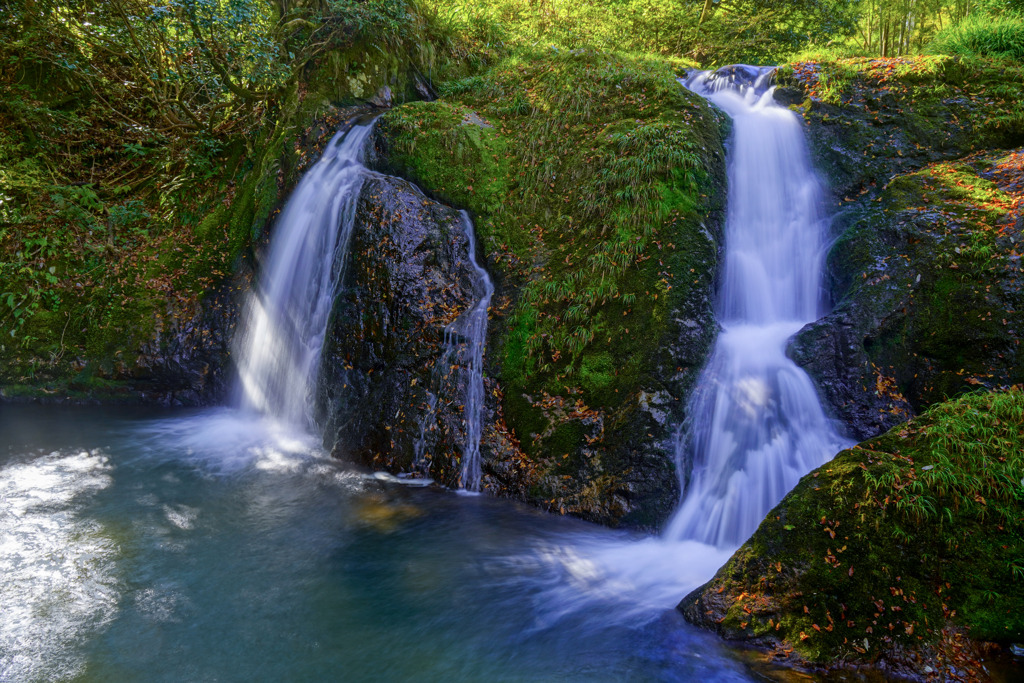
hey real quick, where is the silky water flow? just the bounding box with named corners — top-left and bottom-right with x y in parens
top-left (666, 66), bottom-right (852, 548)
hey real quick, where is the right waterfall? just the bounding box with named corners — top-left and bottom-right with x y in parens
top-left (665, 66), bottom-right (852, 548)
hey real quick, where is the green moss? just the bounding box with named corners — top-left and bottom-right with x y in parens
top-left (376, 100), bottom-right (518, 253)
top-left (579, 351), bottom-right (614, 395)
top-left (373, 47), bottom-right (728, 525)
top-left (779, 55), bottom-right (1024, 202)
top-left (821, 147), bottom-right (1024, 414)
top-left (379, 49), bottom-right (727, 403)
top-left (688, 389), bottom-right (1024, 664)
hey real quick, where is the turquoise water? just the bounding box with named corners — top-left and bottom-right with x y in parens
top-left (1, 405), bottom-right (766, 682)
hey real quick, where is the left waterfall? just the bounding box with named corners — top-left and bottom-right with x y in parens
top-left (234, 122), bottom-right (375, 427)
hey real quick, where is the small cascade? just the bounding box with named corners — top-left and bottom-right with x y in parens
top-left (233, 122), bottom-right (375, 427)
top-left (234, 116), bottom-right (492, 490)
top-left (454, 210), bottom-right (494, 492)
top-left (665, 66), bottom-right (852, 548)
top-left (412, 211), bottom-right (493, 490)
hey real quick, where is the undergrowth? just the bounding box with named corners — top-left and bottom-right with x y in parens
top-left (927, 12), bottom-right (1024, 62)
top-left (0, 0), bottom-right (442, 391)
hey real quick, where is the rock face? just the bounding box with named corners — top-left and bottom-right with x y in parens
top-left (118, 286), bottom-right (239, 405)
top-left (775, 57), bottom-right (1024, 440)
top-left (0, 281), bottom-right (239, 407)
top-left (790, 152), bottom-right (1024, 440)
top-left (318, 174), bottom-right (479, 487)
top-left (774, 57), bottom-right (1024, 202)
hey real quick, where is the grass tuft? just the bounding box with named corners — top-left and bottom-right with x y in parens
top-left (927, 13), bottom-right (1024, 62)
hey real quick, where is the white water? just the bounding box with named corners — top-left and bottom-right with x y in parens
top-left (232, 120), bottom-right (493, 492)
top-left (233, 122), bottom-right (375, 427)
top-left (455, 210), bottom-right (494, 492)
top-left (0, 449), bottom-right (118, 682)
top-left (665, 66), bottom-right (852, 548)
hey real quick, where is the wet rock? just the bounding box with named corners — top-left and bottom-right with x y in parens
top-left (790, 152), bottom-right (1024, 440)
top-left (318, 174), bottom-right (478, 487)
top-left (369, 85), bottom-right (393, 108)
top-left (413, 72), bottom-right (436, 102)
top-left (367, 69), bottom-right (729, 528)
top-left (777, 60), bottom-right (1024, 439)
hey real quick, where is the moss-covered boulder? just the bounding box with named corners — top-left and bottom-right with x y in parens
top-left (775, 56), bottom-right (1024, 202)
top-left (790, 149), bottom-right (1024, 440)
top-left (772, 56), bottom-right (1024, 440)
top-left (680, 389), bottom-right (1024, 680)
top-left (368, 49), bottom-right (730, 527)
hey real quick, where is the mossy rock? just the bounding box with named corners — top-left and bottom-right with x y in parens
top-left (681, 388), bottom-right (1024, 680)
top-left (369, 48), bottom-right (730, 528)
top-left (791, 149), bottom-right (1024, 440)
top-left (776, 55), bottom-right (1024, 203)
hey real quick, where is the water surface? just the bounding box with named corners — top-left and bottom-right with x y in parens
top-left (2, 405), bottom-right (765, 682)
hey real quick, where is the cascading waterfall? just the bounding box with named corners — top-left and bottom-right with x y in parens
top-left (454, 210), bottom-right (494, 492)
top-left (233, 122), bottom-right (375, 427)
top-left (665, 66), bottom-right (852, 548)
top-left (232, 119), bottom-right (493, 492)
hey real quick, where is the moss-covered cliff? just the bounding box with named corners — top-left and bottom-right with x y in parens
top-left (369, 49), bottom-right (730, 527)
top-left (791, 148), bottom-right (1024, 440)
top-left (774, 56), bottom-right (1024, 439)
top-left (776, 56), bottom-right (1024, 201)
top-left (680, 388), bottom-right (1024, 680)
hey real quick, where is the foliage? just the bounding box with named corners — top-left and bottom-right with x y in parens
top-left (927, 12), bottom-right (1024, 60)
top-left (419, 0), bottom-right (861, 66)
top-left (860, 390), bottom-right (1024, 537)
top-left (0, 0), bottom-right (436, 386)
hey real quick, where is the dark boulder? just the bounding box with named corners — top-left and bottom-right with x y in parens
top-left (318, 174), bottom-right (479, 486)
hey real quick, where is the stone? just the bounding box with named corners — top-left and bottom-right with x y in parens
top-left (318, 174), bottom-right (478, 487)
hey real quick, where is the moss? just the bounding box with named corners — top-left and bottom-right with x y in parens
top-left (579, 350), bottom-right (614, 395)
top-left (835, 151), bottom-right (1023, 409)
top-left (374, 48), bottom-right (728, 525)
top-left (779, 55), bottom-right (1024, 201)
top-left (683, 389), bottom-right (1024, 670)
top-left (375, 100), bottom-right (518, 253)
top-left (378, 49), bottom-right (728, 408)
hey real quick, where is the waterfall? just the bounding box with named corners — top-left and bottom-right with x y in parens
top-left (233, 122), bottom-right (375, 427)
top-left (665, 66), bottom-right (852, 548)
top-left (454, 210), bottom-right (494, 492)
top-left (232, 120), bottom-right (493, 492)
top-left (413, 211), bottom-right (494, 490)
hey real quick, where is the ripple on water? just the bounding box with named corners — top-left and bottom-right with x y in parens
top-left (0, 450), bottom-right (119, 682)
